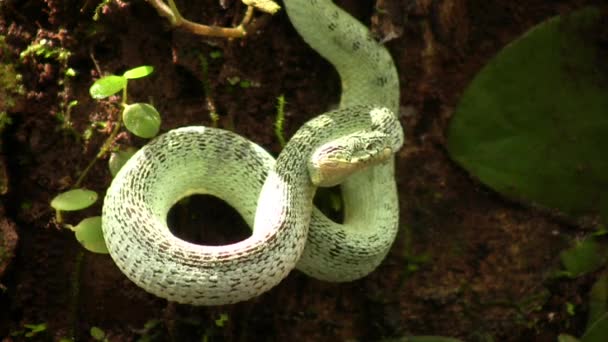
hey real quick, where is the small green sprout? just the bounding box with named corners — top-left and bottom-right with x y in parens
top-left (566, 302), bottom-right (576, 316)
top-left (50, 65), bottom-right (160, 254)
top-left (238, 79), bottom-right (251, 88)
top-left (65, 67), bottom-right (77, 77)
top-left (56, 99), bottom-right (79, 129)
top-left (66, 99), bottom-right (78, 113)
top-left (89, 65), bottom-right (160, 137)
top-left (226, 76), bottom-right (255, 88)
top-left (199, 54), bottom-right (220, 127)
top-left (19, 38), bottom-right (70, 63)
top-left (274, 95), bottom-right (286, 147)
top-left (133, 319), bottom-right (162, 341)
top-left (82, 121), bottom-right (108, 141)
top-left (10, 323), bottom-right (48, 339)
top-left (214, 313), bottom-right (229, 327)
top-left (226, 76), bottom-right (240, 86)
top-left (24, 323), bottom-right (47, 338)
top-left (89, 65), bottom-right (154, 99)
top-left (90, 326), bottom-right (109, 341)
top-left (209, 50), bottom-right (222, 59)
top-left (93, 0), bottom-right (113, 20)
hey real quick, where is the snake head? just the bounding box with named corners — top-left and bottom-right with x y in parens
top-left (308, 131), bottom-right (396, 187)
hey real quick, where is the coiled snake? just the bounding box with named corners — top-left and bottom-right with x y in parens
top-left (102, 0), bottom-right (403, 305)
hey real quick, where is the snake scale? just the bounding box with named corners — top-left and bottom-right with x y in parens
top-left (102, 0), bottom-right (403, 305)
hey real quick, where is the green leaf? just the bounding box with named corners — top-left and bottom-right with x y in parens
top-left (239, 80), bottom-right (251, 88)
top-left (583, 274), bottom-right (608, 340)
top-left (23, 323), bottom-right (47, 338)
top-left (89, 75), bottom-right (127, 99)
top-left (566, 302), bottom-right (576, 316)
top-left (65, 68), bottom-right (76, 77)
top-left (73, 216), bottom-right (109, 254)
top-left (50, 189), bottom-right (98, 211)
top-left (143, 319), bottom-right (160, 330)
top-left (108, 147), bottom-right (137, 177)
top-left (123, 65), bottom-right (154, 79)
top-left (380, 337), bottom-right (464, 342)
top-left (560, 238), bottom-right (606, 277)
top-left (226, 76), bottom-right (240, 86)
top-left (214, 313), bottom-right (229, 327)
top-left (209, 51), bottom-right (222, 59)
top-left (122, 103), bottom-right (161, 138)
top-left (447, 7), bottom-right (608, 221)
top-left (592, 225), bottom-right (608, 237)
top-left (559, 334), bottom-right (581, 342)
top-left (583, 312), bottom-right (608, 342)
top-left (90, 326), bottom-right (105, 340)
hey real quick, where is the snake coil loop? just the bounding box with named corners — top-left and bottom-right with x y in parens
top-left (102, 0), bottom-right (403, 305)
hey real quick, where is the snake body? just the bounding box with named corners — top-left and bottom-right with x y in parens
top-left (102, 0), bottom-right (401, 305)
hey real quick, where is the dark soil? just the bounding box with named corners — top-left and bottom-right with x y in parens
top-left (0, 0), bottom-right (605, 341)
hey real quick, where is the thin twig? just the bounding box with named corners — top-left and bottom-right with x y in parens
top-left (146, 0), bottom-right (250, 38)
top-left (241, 5), bottom-right (255, 27)
top-left (147, 0), bottom-right (177, 24)
top-left (166, 0), bottom-right (183, 21)
top-left (73, 116), bottom-right (122, 188)
top-left (67, 249), bottom-right (84, 341)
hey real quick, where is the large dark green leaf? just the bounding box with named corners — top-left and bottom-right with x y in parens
top-left (381, 337), bottom-right (463, 342)
top-left (582, 274), bottom-right (608, 342)
top-left (447, 7), bottom-right (608, 220)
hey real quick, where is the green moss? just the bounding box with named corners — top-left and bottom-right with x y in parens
top-left (0, 36), bottom-right (25, 120)
top-left (19, 38), bottom-right (70, 63)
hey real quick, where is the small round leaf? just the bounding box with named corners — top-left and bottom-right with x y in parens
top-left (123, 103), bottom-right (161, 138)
top-left (90, 326), bottom-right (105, 340)
top-left (50, 189), bottom-right (98, 211)
top-left (73, 216), bottom-right (108, 254)
top-left (89, 75), bottom-right (127, 99)
top-left (109, 147), bottom-right (137, 177)
top-left (123, 65), bottom-right (154, 79)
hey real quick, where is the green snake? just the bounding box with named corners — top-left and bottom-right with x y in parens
top-left (102, 0), bottom-right (402, 305)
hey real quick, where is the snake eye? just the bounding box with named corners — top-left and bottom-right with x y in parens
top-left (364, 142), bottom-right (376, 151)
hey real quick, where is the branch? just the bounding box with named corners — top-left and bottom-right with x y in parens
top-left (146, 0), bottom-right (252, 39)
